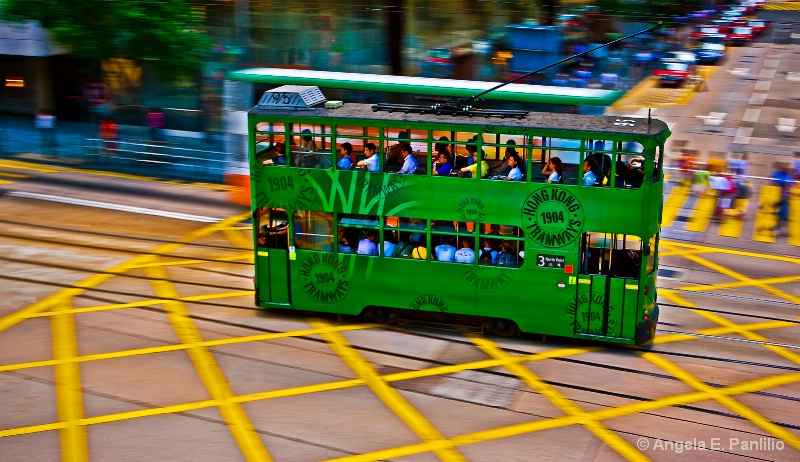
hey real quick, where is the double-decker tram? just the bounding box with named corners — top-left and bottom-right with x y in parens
top-left (249, 85), bottom-right (668, 345)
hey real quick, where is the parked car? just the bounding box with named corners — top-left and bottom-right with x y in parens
top-left (695, 42), bottom-right (726, 65)
top-left (664, 50), bottom-right (697, 64)
top-left (652, 59), bottom-right (695, 87)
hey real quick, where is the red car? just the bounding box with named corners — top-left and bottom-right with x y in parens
top-left (746, 19), bottom-right (769, 37)
top-left (727, 26), bottom-right (754, 45)
top-left (691, 25), bottom-right (721, 40)
top-left (652, 59), bottom-right (695, 87)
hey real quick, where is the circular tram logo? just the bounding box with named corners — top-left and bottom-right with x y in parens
top-left (299, 253), bottom-right (351, 303)
top-left (410, 295), bottom-right (449, 313)
top-left (565, 292), bottom-right (615, 335)
top-left (257, 167), bottom-right (315, 211)
top-left (521, 187), bottom-right (585, 248)
top-left (458, 197), bottom-right (486, 223)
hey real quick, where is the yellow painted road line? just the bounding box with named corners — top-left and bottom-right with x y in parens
top-left (310, 319), bottom-right (467, 462)
top-left (51, 300), bottom-right (88, 462)
top-left (718, 197), bottom-right (749, 237)
top-left (0, 323), bottom-right (380, 374)
top-left (790, 189), bottom-right (800, 246)
top-left (20, 291), bottom-right (254, 319)
top-left (223, 228), bottom-right (254, 250)
top-left (643, 352), bottom-right (800, 450)
top-left (0, 171), bottom-right (31, 178)
top-left (0, 159), bottom-right (59, 173)
top-left (753, 185), bottom-right (781, 242)
top-left (679, 252), bottom-right (800, 305)
top-left (468, 335), bottom-right (648, 461)
top-left (685, 192), bottom-right (717, 232)
top-left (662, 184), bottom-right (690, 228)
top-left (323, 372), bottom-right (800, 462)
top-left (676, 274), bottom-right (800, 295)
top-left (0, 179), bottom-right (13, 185)
top-left (144, 264), bottom-right (272, 462)
top-left (762, 1), bottom-right (800, 10)
top-left (0, 211), bottom-right (252, 334)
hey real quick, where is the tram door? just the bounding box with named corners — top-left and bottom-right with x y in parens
top-left (575, 233), bottom-right (641, 339)
top-left (255, 208), bottom-right (291, 304)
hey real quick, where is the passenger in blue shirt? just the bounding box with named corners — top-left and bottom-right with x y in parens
top-left (337, 142), bottom-right (354, 170)
top-left (434, 235), bottom-right (457, 262)
top-left (357, 230), bottom-right (379, 255)
top-left (356, 142), bottom-right (379, 172)
top-left (432, 151), bottom-right (452, 177)
top-left (583, 158), bottom-right (597, 186)
top-left (398, 144), bottom-right (418, 174)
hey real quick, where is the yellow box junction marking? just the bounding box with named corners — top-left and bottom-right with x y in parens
top-left (143, 263), bottom-right (273, 462)
top-left (642, 352), bottom-right (800, 450)
top-left (467, 335), bottom-right (649, 461)
top-left (51, 300), bottom-right (88, 462)
top-left (310, 319), bottom-right (468, 462)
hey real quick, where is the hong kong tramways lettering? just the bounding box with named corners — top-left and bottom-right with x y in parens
top-left (461, 267), bottom-right (514, 292)
top-left (299, 253), bottom-right (351, 304)
top-left (458, 197), bottom-right (486, 223)
top-left (564, 292), bottom-right (616, 334)
top-left (410, 295), bottom-right (449, 313)
top-left (355, 173), bottom-right (405, 199)
top-left (522, 187), bottom-right (585, 248)
top-left (258, 167), bottom-right (315, 211)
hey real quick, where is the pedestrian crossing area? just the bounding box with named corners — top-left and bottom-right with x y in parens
top-left (762, 1), bottom-right (800, 10)
top-left (662, 180), bottom-right (800, 246)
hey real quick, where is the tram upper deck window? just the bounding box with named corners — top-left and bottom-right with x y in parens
top-left (336, 126), bottom-right (381, 164)
top-left (542, 137), bottom-right (582, 185)
top-left (289, 124), bottom-right (332, 169)
top-left (483, 134), bottom-right (527, 181)
top-left (255, 207), bottom-right (289, 249)
top-left (384, 128), bottom-right (427, 174)
top-left (585, 140), bottom-right (612, 187)
top-left (613, 141), bottom-right (646, 189)
top-left (254, 123), bottom-right (286, 165)
top-left (293, 211), bottom-right (334, 251)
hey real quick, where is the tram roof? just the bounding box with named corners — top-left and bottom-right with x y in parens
top-left (227, 68), bottom-right (625, 107)
top-left (248, 102), bottom-right (670, 138)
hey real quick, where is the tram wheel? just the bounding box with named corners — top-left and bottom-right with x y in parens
top-left (373, 307), bottom-right (398, 325)
top-left (486, 319), bottom-right (519, 337)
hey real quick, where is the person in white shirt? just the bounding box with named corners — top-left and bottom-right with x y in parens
top-left (357, 230), bottom-right (378, 255)
top-left (356, 142), bottom-right (380, 172)
top-left (583, 158), bottom-right (597, 186)
top-left (398, 144), bottom-right (418, 174)
top-left (499, 153), bottom-right (523, 181)
top-left (434, 235), bottom-right (457, 262)
top-left (454, 238), bottom-right (475, 264)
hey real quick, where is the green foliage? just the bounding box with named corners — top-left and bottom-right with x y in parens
top-left (0, 0), bottom-right (211, 80)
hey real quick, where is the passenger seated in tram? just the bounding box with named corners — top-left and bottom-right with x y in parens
top-left (459, 137), bottom-right (489, 178)
top-left (338, 235), bottom-right (355, 253)
top-left (589, 141), bottom-right (612, 185)
top-left (293, 129), bottom-right (317, 168)
top-left (625, 156), bottom-right (645, 188)
top-left (454, 237), bottom-right (475, 264)
top-left (490, 140), bottom-right (519, 178)
top-left (542, 157), bottom-right (563, 183)
top-left (434, 235), bottom-right (457, 262)
top-left (478, 239), bottom-right (499, 265)
top-left (496, 153), bottom-right (523, 181)
top-left (383, 231), bottom-right (396, 257)
top-left (614, 160), bottom-right (628, 188)
top-left (261, 142), bottom-right (287, 166)
top-left (582, 158), bottom-right (598, 186)
top-left (337, 142), bottom-right (354, 170)
top-left (432, 151), bottom-right (452, 176)
top-left (357, 230), bottom-right (379, 255)
top-left (397, 144), bottom-right (419, 174)
top-left (385, 131), bottom-right (409, 170)
top-left (496, 241), bottom-right (518, 267)
top-left (356, 142), bottom-right (380, 172)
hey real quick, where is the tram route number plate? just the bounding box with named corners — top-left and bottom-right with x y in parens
top-left (537, 254), bottom-right (565, 268)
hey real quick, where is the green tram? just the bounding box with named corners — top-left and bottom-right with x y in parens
top-left (249, 86), bottom-right (669, 345)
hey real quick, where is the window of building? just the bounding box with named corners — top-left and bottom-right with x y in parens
top-left (292, 210), bottom-right (333, 251)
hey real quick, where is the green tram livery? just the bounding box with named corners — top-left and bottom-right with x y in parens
top-left (249, 86), bottom-right (669, 345)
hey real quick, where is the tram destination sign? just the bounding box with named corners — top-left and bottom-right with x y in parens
top-left (536, 254), bottom-right (565, 269)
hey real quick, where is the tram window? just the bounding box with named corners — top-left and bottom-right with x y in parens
top-left (337, 213), bottom-right (379, 256)
top-left (254, 123), bottom-right (286, 165)
top-left (289, 124), bottom-right (332, 169)
top-left (496, 240), bottom-right (524, 268)
top-left (480, 223), bottom-right (521, 238)
top-left (652, 146), bottom-right (662, 183)
top-left (579, 232), bottom-right (642, 278)
top-left (484, 135), bottom-right (527, 181)
top-left (546, 137), bottom-right (582, 185)
top-left (452, 132), bottom-right (481, 173)
top-left (384, 128), bottom-right (427, 174)
top-left (255, 207), bottom-right (289, 249)
top-left (586, 140), bottom-right (612, 187)
top-left (615, 153), bottom-right (645, 189)
top-left (292, 211), bottom-right (333, 251)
